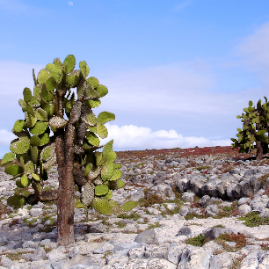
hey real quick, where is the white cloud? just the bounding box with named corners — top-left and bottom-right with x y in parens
top-left (236, 23), bottom-right (269, 84)
top-left (68, 2), bottom-right (73, 6)
top-left (0, 129), bottom-right (16, 146)
top-left (173, 0), bottom-right (192, 11)
top-left (100, 123), bottom-right (231, 150)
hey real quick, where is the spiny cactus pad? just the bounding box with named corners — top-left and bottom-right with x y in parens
top-left (101, 163), bottom-right (114, 181)
top-left (38, 69), bottom-right (50, 84)
top-left (1, 152), bottom-right (15, 166)
top-left (122, 201), bottom-right (137, 212)
top-left (13, 120), bottom-right (25, 133)
top-left (102, 151), bottom-right (117, 165)
top-left (87, 99), bottom-right (101, 108)
top-left (23, 87), bottom-right (32, 102)
top-left (86, 77), bottom-right (99, 88)
top-left (10, 138), bottom-right (30, 154)
top-left (93, 197), bottom-right (114, 215)
top-left (5, 164), bottom-right (23, 176)
top-left (96, 84), bottom-right (108, 98)
top-left (20, 174), bottom-right (31, 187)
top-left (79, 61), bottom-right (90, 79)
top-left (95, 184), bottom-right (109, 196)
top-left (109, 169), bottom-right (122, 181)
top-left (86, 131), bottom-right (100, 147)
top-left (117, 179), bottom-right (125, 189)
top-left (36, 108), bottom-right (48, 121)
top-left (30, 136), bottom-right (41, 147)
top-left (102, 140), bottom-right (113, 155)
top-left (46, 64), bottom-right (63, 83)
top-left (30, 146), bottom-right (38, 163)
top-left (66, 70), bottom-right (80, 87)
top-left (63, 54), bottom-right (76, 74)
top-left (49, 116), bottom-right (67, 130)
top-left (87, 167), bottom-right (101, 181)
top-left (96, 123), bottom-right (108, 139)
top-left (24, 160), bottom-right (34, 174)
top-left (32, 173), bottom-right (40, 181)
top-left (97, 112), bottom-right (115, 125)
top-left (30, 122), bottom-right (48, 135)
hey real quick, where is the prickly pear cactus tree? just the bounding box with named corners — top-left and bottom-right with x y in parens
top-left (1, 55), bottom-right (136, 246)
top-left (231, 97), bottom-right (269, 161)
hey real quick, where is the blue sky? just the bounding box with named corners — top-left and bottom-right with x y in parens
top-left (1, 0), bottom-right (269, 157)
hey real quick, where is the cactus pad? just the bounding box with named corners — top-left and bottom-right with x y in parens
top-left (85, 111), bottom-right (97, 126)
top-left (102, 140), bottom-right (113, 155)
top-left (109, 169), bottom-right (122, 181)
top-left (93, 177), bottom-right (103, 185)
top-left (10, 138), bottom-right (30, 154)
top-left (20, 174), bottom-right (31, 187)
top-left (84, 163), bottom-right (93, 176)
top-left (5, 164), bottom-right (23, 176)
top-left (122, 201), bottom-right (137, 212)
top-left (30, 122), bottom-right (48, 135)
top-left (23, 87), bottom-right (32, 102)
top-left (97, 112), bottom-right (115, 125)
top-left (92, 197), bottom-right (113, 215)
top-left (13, 120), bottom-right (25, 133)
top-left (86, 77), bottom-right (99, 88)
top-left (95, 152), bottom-right (102, 166)
top-left (42, 155), bottom-right (56, 170)
top-left (84, 86), bottom-right (100, 100)
top-left (63, 54), bottom-right (76, 73)
top-left (104, 190), bottom-right (113, 200)
top-left (101, 163), bottom-right (114, 181)
top-left (1, 152), bottom-right (15, 166)
top-left (40, 143), bottom-right (55, 161)
top-left (81, 182), bottom-right (95, 207)
top-left (19, 99), bottom-right (27, 111)
top-left (97, 123), bottom-right (108, 139)
top-left (24, 160), bottom-right (34, 174)
top-left (86, 131), bottom-right (100, 147)
top-left (95, 185), bottom-right (109, 196)
top-left (30, 146), bottom-right (38, 163)
top-left (87, 167), bottom-right (101, 181)
top-left (39, 132), bottom-right (50, 146)
top-left (102, 151), bottom-right (117, 165)
top-left (87, 99), bottom-right (101, 108)
top-left (53, 57), bottom-right (63, 66)
top-left (36, 108), bottom-right (48, 121)
top-left (49, 116), bottom-right (67, 130)
top-left (30, 136), bottom-right (41, 147)
top-left (96, 84), bottom-right (108, 98)
top-left (7, 195), bottom-right (26, 208)
top-left (113, 163), bottom-right (122, 169)
top-left (46, 64), bottom-right (63, 83)
top-left (66, 70), bottom-right (80, 87)
top-left (38, 69), bottom-right (50, 84)
top-left (79, 61), bottom-right (90, 79)
top-left (16, 179), bottom-right (24, 188)
top-left (32, 173), bottom-right (40, 181)
top-left (25, 112), bottom-right (37, 128)
top-left (117, 179), bottom-right (125, 189)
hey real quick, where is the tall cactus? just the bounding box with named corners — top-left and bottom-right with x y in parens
top-left (231, 97), bottom-right (269, 161)
top-left (1, 55), bottom-right (136, 246)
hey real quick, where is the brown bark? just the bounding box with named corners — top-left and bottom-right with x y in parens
top-left (256, 140), bottom-right (263, 161)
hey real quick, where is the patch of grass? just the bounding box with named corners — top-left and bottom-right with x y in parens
top-left (196, 166), bottom-right (210, 171)
top-left (222, 206), bottom-right (233, 212)
top-left (114, 221), bottom-right (126, 228)
top-left (162, 203), bottom-right (181, 215)
top-left (256, 173), bottom-right (269, 187)
top-left (23, 217), bottom-right (37, 227)
top-left (185, 212), bottom-right (206, 220)
top-left (102, 251), bottom-right (112, 259)
top-left (215, 232), bottom-right (247, 252)
top-left (231, 255), bottom-right (246, 269)
top-left (139, 193), bottom-right (165, 208)
top-left (239, 211), bottom-right (269, 227)
top-left (38, 225), bottom-right (55, 233)
top-left (134, 162), bottom-right (145, 168)
top-left (186, 234), bottom-right (209, 247)
top-left (147, 222), bottom-right (160, 230)
top-left (117, 212), bottom-right (141, 221)
top-left (213, 224), bottom-right (225, 228)
top-left (5, 252), bottom-right (28, 261)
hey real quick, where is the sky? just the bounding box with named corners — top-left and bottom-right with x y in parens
top-left (1, 0), bottom-right (269, 157)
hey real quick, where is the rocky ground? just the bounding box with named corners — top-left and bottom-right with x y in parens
top-left (0, 146), bottom-right (269, 268)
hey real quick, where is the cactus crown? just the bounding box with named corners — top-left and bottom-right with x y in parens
top-left (2, 54), bottom-right (136, 215)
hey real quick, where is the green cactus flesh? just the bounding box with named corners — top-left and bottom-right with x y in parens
top-left (75, 200), bottom-right (86, 209)
top-left (13, 120), bottom-right (25, 133)
top-left (45, 64), bottom-right (63, 83)
top-left (7, 195), bottom-right (27, 208)
top-left (101, 163), bottom-right (114, 181)
top-left (16, 179), bottom-right (24, 188)
top-left (95, 184), bottom-right (109, 196)
top-left (95, 152), bottom-right (102, 166)
top-left (84, 86), bottom-right (100, 100)
top-left (102, 151), bottom-right (117, 165)
top-left (32, 173), bottom-right (40, 181)
top-left (66, 70), bottom-right (80, 87)
top-left (86, 131), bottom-right (100, 147)
top-left (97, 123), bottom-right (108, 139)
top-left (24, 160), bottom-right (34, 174)
top-left (16, 153), bottom-right (31, 166)
top-left (86, 99), bottom-right (101, 108)
top-left (23, 87), bottom-right (32, 102)
top-left (42, 155), bottom-right (56, 171)
top-left (36, 108), bottom-right (48, 121)
top-left (29, 122), bottom-right (48, 135)
top-left (117, 179), bottom-right (125, 189)
top-left (84, 163), bottom-right (93, 176)
top-left (63, 54), bottom-right (76, 73)
top-left (19, 99), bottom-right (27, 111)
top-left (93, 197), bottom-right (113, 216)
top-left (85, 111), bottom-right (97, 126)
top-left (30, 147), bottom-right (38, 164)
top-left (122, 201), bottom-right (137, 212)
top-left (10, 138), bottom-right (30, 154)
top-left (104, 190), bottom-right (113, 200)
top-left (88, 125), bottom-right (97, 133)
top-left (40, 143), bottom-right (55, 161)
top-left (26, 103), bottom-right (36, 117)
top-left (97, 112), bottom-right (115, 125)
top-left (37, 69), bottom-right (50, 84)
top-left (1, 152), bottom-right (15, 166)
top-left (96, 84), bottom-right (108, 98)
top-left (30, 136), bottom-right (41, 146)
top-left (27, 96), bottom-right (40, 108)
top-left (81, 182), bottom-right (95, 207)
top-left (109, 169), bottom-right (122, 181)
top-left (102, 140), bottom-right (113, 155)
top-left (45, 77), bottom-right (57, 93)
top-left (113, 163), bottom-right (122, 169)
top-left (25, 112), bottom-right (37, 128)
top-left (79, 61), bottom-right (90, 79)
top-left (86, 77), bottom-right (99, 88)
top-left (5, 164), bottom-right (23, 176)
top-left (53, 57), bottom-right (63, 66)
top-left (20, 174), bottom-right (31, 187)
top-left (109, 200), bottom-right (121, 213)
top-left (39, 132), bottom-right (50, 146)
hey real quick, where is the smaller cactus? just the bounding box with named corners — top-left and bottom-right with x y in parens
top-left (122, 201), bottom-right (137, 212)
top-left (1, 152), bottom-right (15, 166)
